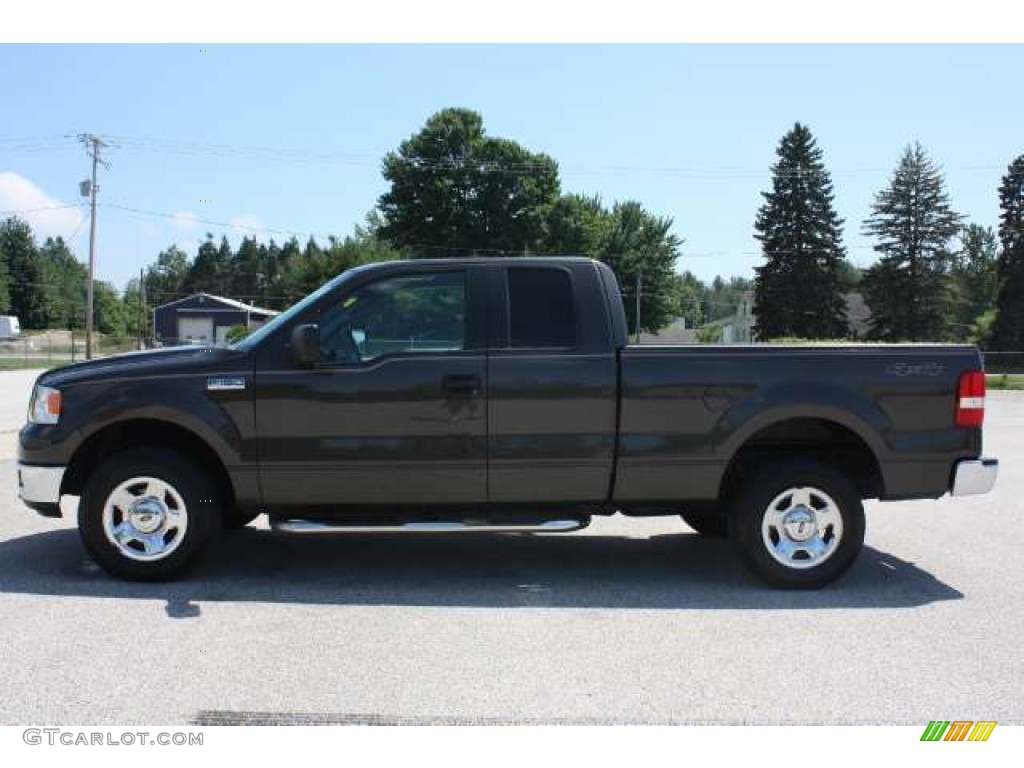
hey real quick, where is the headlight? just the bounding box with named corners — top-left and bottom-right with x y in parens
top-left (28, 385), bottom-right (61, 425)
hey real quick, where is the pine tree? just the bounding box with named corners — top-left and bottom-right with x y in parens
top-left (184, 235), bottom-right (233, 295)
top-left (989, 156), bottom-right (1024, 350)
top-left (229, 236), bottom-right (263, 300)
top-left (862, 143), bottom-right (962, 341)
top-left (753, 123), bottom-right (850, 340)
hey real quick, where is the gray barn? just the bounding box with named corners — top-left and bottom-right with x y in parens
top-left (152, 293), bottom-right (278, 346)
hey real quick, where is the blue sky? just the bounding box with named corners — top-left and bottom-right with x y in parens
top-left (1, 44), bottom-right (1021, 291)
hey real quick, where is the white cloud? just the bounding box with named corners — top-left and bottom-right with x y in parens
top-left (228, 214), bottom-right (264, 235)
top-left (172, 211), bottom-right (199, 231)
top-left (0, 172), bottom-right (84, 241)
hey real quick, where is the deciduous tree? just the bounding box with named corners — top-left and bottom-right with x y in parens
top-left (377, 108), bottom-right (560, 256)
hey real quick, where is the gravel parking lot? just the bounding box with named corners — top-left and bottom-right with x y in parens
top-left (0, 370), bottom-right (1021, 725)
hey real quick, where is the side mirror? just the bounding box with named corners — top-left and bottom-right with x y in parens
top-left (290, 324), bottom-right (320, 366)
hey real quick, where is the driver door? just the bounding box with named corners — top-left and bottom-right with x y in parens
top-left (254, 267), bottom-right (487, 510)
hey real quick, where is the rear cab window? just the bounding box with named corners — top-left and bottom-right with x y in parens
top-left (507, 267), bottom-right (577, 349)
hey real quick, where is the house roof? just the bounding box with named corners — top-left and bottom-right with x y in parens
top-left (153, 292), bottom-right (279, 316)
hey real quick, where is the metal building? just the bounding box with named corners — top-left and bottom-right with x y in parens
top-left (151, 293), bottom-right (278, 346)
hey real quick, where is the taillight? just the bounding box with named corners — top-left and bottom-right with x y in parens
top-left (956, 370), bottom-right (986, 428)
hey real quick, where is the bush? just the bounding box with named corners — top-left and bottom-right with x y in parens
top-left (225, 325), bottom-right (250, 343)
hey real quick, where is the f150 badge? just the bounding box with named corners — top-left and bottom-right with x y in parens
top-left (886, 362), bottom-right (945, 377)
top-left (206, 377), bottom-right (247, 391)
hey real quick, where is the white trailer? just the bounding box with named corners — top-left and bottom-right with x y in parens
top-left (0, 316), bottom-right (20, 339)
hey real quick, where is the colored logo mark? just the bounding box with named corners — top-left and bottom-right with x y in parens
top-left (920, 720), bottom-right (996, 742)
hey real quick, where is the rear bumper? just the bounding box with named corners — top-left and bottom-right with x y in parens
top-left (17, 463), bottom-right (65, 517)
top-left (950, 458), bottom-right (998, 497)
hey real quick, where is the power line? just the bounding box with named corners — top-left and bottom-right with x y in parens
top-left (0, 204), bottom-right (80, 215)
top-left (95, 200), bottom-right (889, 261)
top-left (0, 199), bottom-right (931, 263)
top-left (0, 131), bottom-right (1009, 178)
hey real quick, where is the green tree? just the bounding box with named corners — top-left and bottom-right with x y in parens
top-left (950, 224), bottom-right (999, 342)
top-left (38, 236), bottom-right (87, 329)
top-left (184, 235), bottom-right (232, 295)
top-left (990, 156), bottom-right (1024, 350)
top-left (837, 260), bottom-right (863, 292)
top-left (753, 123), bottom-right (850, 340)
top-left (260, 239), bottom-right (282, 308)
top-left (377, 107), bottom-right (560, 255)
top-left (0, 220), bottom-right (11, 312)
top-left (93, 281), bottom-right (126, 337)
top-left (145, 245), bottom-right (190, 307)
top-left (705, 275), bottom-right (753, 322)
top-left (0, 217), bottom-right (49, 328)
top-left (671, 270), bottom-right (707, 330)
top-left (862, 143), bottom-right (962, 341)
top-left (121, 278), bottom-right (147, 339)
top-left (601, 201), bottom-right (682, 335)
top-left (543, 194), bottom-right (608, 255)
top-left (228, 236), bottom-right (263, 300)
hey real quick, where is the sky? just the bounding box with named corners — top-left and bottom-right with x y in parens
top-left (1, 44), bottom-right (1021, 292)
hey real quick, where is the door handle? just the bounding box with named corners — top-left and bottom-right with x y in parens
top-left (442, 374), bottom-right (482, 398)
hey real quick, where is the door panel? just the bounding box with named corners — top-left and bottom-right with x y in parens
top-left (487, 354), bottom-right (617, 503)
top-left (485, 264), bottom-right (618, 505)
top-left (254, 267), bottom-right (487, 511)
top-left (256, 355), bottom-right (486, 507)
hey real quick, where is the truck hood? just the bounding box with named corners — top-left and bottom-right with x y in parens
top-left (38, 345), bottom-right (249, 388)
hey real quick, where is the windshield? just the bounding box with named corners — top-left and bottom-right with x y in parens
top-left (232, 266), bottom-right (370, 352)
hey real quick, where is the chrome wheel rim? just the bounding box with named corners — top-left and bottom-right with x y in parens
top-left (760, 486), bottom-right (843, 570)
top-left (101, 476), bottom-right (188, 562)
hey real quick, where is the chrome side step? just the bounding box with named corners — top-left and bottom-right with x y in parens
top-left (269, 518), bottom-right (590, 534)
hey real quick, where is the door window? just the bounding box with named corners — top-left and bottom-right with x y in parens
top-left (318, 271), bottom-right (467, 363)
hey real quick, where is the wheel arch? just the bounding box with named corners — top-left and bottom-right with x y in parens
top-left (718, 410), bottom-right (886, 501)
top-left (61, 418), bottom-right (237, 514)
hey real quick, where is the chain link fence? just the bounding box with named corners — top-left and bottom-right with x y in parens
top-left (982, 352), bottom-right (1024, 374)
top-left (0, 333), bottom-right (145, 370)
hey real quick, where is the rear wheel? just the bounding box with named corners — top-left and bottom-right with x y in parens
top-left (729, 459), bottom-right (864, 589)
top-left (79, 447), bottom-right (221, 581)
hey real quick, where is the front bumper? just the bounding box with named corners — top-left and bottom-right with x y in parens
top-left (951, 458), bottom-right (998, 497)
top-left (17, 463), bottom-right (65, 517)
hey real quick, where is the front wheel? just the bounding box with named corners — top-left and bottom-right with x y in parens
top-left (729, 459), bottom-right (865, 589)
top-left (79, 448), bottom-right (221, 581)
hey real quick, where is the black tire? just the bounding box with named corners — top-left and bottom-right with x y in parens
top-left (729, 459), bottom-right (865, 589)
top-left (79, 447), bottom-right (222, 581)
top-left (680, 504), bottom-right (728, 538)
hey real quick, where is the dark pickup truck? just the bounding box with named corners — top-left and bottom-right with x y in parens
top-left (18, 257), bottom-right (998, 587)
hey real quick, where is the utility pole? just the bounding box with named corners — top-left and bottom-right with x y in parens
top-left (634, 271), bottom-right (642, 344)
top-left (78, 134), bottom-right (109, 360)
top-left (139, 267), bottom-right (146, 350)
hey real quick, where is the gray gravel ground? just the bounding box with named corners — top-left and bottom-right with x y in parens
top-left (0, 373), bottom-right (1020, 725)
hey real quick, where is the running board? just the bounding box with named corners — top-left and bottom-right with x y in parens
top-left (269, 518), bottom-right (590, 534)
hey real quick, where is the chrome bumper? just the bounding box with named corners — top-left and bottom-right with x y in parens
top-left (17, 463), bottom-right (65, 506)
top-left (951, 458), bottom-right (998, 497)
